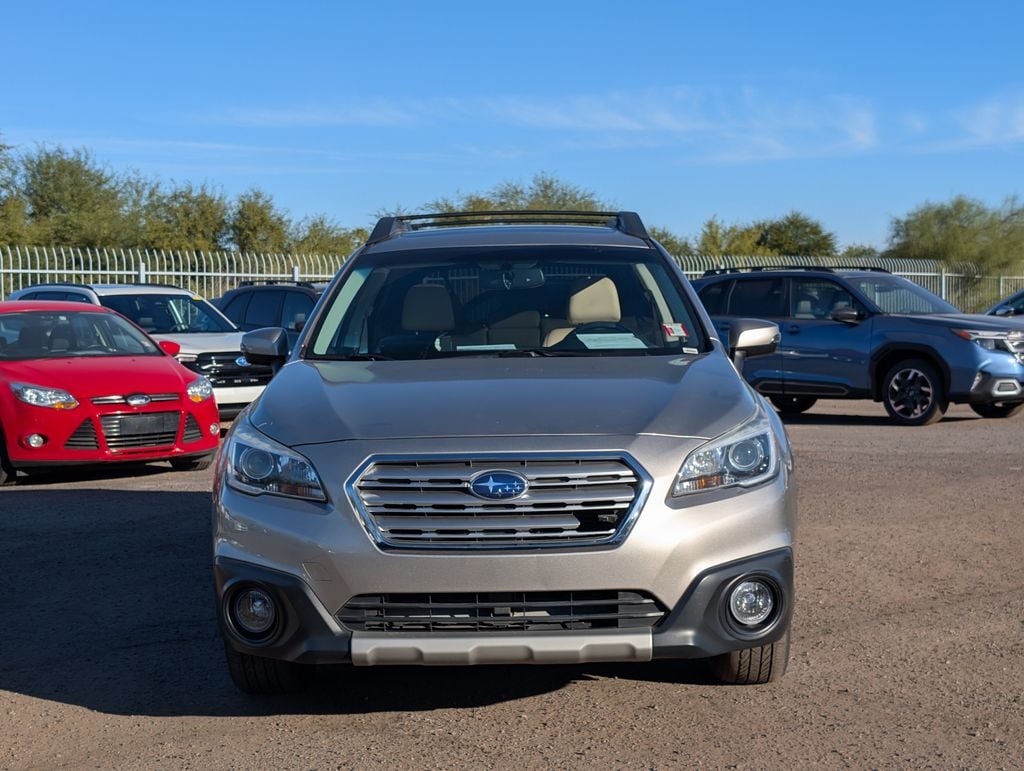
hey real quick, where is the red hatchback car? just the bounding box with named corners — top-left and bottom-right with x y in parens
top-left (0, 301), bottom-right (220, 483)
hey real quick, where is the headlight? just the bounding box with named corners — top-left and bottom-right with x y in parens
top-left (952, 328), bottom-right (1024, 354)
top-left (187, 376), bottom-right (214, 403)
top-left (11, 382), bottom-right (79, 410)
top-left (224, 419), bottom-right (326, 501)
top-left (673, 409), bottom-right (779, 496)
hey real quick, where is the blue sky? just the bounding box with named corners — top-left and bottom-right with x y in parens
top-left (3, 1), bottom-right (1022, 248)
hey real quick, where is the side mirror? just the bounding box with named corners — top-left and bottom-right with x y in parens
top-left (830, 306), bottom-right (862, 324)
top-left (158, 340), bottom-right (181, 357)
top-left (728, 318), bottom-right (780, 368)
top-left (241, 327), bottom-right (290, 373)
top-left (993, 305), bottom-right (1015, 317)
top-left (291, 313), bottom-right (307, 332)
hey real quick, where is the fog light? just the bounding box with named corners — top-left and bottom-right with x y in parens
top-left (25, 433), bottom-right (46, 448)
top-left (232, 587), bottom-right (277, 636)
top-left (729, 579), bottom-right (774, 626)
top-left (210, 423), bottom-right (221, 436)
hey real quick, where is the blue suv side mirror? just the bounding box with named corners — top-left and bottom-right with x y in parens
top-left (830, 306), bottom-right (862, 324)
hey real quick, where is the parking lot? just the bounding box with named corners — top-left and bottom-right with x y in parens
top-left (1, 400), bottom-right (1021, 769)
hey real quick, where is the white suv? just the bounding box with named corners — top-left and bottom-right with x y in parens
top-left (7, 283), bottom-right (273, 416)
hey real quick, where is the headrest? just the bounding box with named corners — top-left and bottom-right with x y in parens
top-left (568, 277), bottom-right (621, 325)
top-left (402, 284), bottom-right (455, 332)
top-left (489, 310), bottom-right (540, 329)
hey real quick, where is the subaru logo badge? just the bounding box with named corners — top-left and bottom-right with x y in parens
top-left (125, 393), bottom-right (151, 406)
top-left (236, 356), bottom-right (250, 367)
top-left (469, 470), bottom-right (528, 500)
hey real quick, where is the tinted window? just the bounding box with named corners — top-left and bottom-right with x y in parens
top-left (0, 310), bottom-right (159, 360)
top-left (789, 278), bottom-right (866, 319)
top-left (727, 278), bottom-right (786, 317)
top-left (100, 294), bottom-right (235, 333)
top-left (244, 291), bottom-right (284, 328)
top-left (697, 281), bottom-right (730, 315)
top-left (282, 291), bottom-right (315, 328)
top-left (221, 292), bottom-right (250, 324)
top-left (850, 276), bottom-right (957, 315)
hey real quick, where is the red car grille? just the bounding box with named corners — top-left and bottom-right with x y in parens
top-left (99, 412), bottom-right (181, 450)
top-left (65, 419), bottom-right (100, 450)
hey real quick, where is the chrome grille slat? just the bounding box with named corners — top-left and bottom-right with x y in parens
top-left (352, 456), bottom-right (645, 550)
top-left (91, 393), bottom-right (178, 405)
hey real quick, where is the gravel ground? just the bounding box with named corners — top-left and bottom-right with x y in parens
top-left (1, 400), bottom-right (1021, 770)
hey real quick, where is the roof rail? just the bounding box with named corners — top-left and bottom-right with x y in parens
top-left (238, 279), bottom-right (318, 289)
top-left (700, 265), bottom-right (891, 277)
top-left (366, 210), bottom-right (651, 245)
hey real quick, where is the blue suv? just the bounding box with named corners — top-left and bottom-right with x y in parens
top-left (693, 267), bottom-right (1024, 425)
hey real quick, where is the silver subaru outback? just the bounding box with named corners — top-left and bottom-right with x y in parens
top-left (213, 211), bottom-right (795, 695)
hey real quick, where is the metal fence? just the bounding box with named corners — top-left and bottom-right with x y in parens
top-left (3, 245), bottom-right (1023, 312)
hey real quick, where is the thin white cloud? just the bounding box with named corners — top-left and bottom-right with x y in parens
top-left (953, 91), bottom-right (1024, 147)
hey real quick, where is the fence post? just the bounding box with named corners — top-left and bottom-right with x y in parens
top-left (940, 270), bottom-right (947, 300)
top-left (292, 265), bottom-right (300, 283)
top-left (1000, 275), bottom-right (1006, 298)
top-left (137, 261), bottom-right (147, 284)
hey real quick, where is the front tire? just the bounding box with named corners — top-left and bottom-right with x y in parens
top-left (0, 432), bottom-right (15, 486)
top-left (882, 359), bottom-right (947, 426)
top-left (769, 395), bottom-right (817, 414)
top-left (970, 402), bottom-right (1024, 419)
top-left (710, 628), bottom-right (790, 684)
top-left (224, 645), bottom-right (311, 696)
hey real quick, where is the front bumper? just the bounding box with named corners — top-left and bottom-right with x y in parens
top-left (216, 548), bottom-right (793, 665)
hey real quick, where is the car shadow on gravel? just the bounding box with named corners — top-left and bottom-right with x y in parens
top-left (0, 487), bottom-right (713, 717)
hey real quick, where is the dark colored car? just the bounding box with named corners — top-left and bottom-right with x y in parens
top-left (985, 288), bottom-right (1024, 318)
top-left (214, 281), bottom-right (328, 351)
top-left (692, 267), bottom-right (1024, 425)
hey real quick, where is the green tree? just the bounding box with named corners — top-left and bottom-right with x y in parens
top-left (758, 211), bottom-right (837, 256)
top-left (230, 188), bottom-right (290, 253)
top-left (887, 195), bottom-right (1024, 274)
top-left (144, 182), bottom-right (230, 252)
top-left (427, 172), bottom-right (608, 212)
top-left (649, 225), bottom-right (692, 256)
top-left (290, 214), bottom-right (367, 255)
top-left (695, 217), bottom-right (777, 256)
top-left (839, 243), bottom-right (880, 260)
top-left (15, 146), bottom-right (125, 246)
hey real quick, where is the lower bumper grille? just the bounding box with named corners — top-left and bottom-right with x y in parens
top-left (65, 419), bottom-right (99, 449)
top-left (182, 414), bottom-right (203, 443)
top-left (100, 412), bottom-right (180, 449)
top-left (339, 591), bottom-right (666, 633)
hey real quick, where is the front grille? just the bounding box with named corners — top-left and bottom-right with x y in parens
top-left (338, 590), bottom-right (666, 632)
top-left (351, 457), bottom-right (646, 549)
top-left (100, 411), bottom-right (181, 450)
top-left (182, 415), bottom-right (203, 443)
top-left (92, 393), bottom-right (178, 405)
top-left (186, 352), bottom-right (273, 388)
top-left (65, 419), bottom-right (99, 449)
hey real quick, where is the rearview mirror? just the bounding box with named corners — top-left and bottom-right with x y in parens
top-left (830, 306), bottom-right (862, 324)
top-left (993, 305), bottom-right (1015, 317)
top-left (158, 340), bottom-right (181, 357)
top-left (728, 318), bottom-right (780, 368)
top-left (241, 327), bottom-right (290, 372)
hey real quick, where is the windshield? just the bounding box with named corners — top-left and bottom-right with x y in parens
top-left (100, 293), bottom-right (235, 334)
top-left (0, 311), bottom-right (161, 360)
top-left (307, 246), bottom-right (706, 360)
top-left (849, 276), bottom-right (959, 315)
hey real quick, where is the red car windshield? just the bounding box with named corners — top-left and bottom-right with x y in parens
top-left (0, 311), bottom-right (160, 360)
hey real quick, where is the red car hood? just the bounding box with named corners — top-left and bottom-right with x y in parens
top-left (1, 355), bottom-right (191, 399)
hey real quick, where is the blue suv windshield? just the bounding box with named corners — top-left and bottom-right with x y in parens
top-left (848, 276), bottom-right (959, 315)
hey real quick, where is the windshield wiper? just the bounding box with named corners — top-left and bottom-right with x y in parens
top-left (331, 353), bottom-right (394, 361)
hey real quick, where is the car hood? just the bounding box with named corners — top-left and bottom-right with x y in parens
top-left (151, 331), bottom-right (244, 354)
top-left (248, 353), bottom-right (758, 445)
top-left (1, 355), bottom-right (189, 399)
top-left (887, 313), bottom-right (1024, 333)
